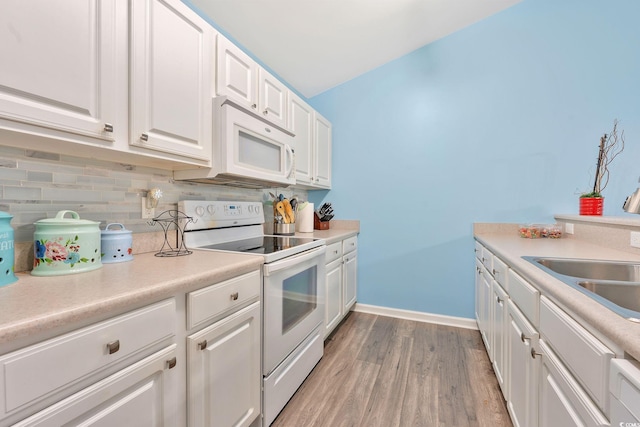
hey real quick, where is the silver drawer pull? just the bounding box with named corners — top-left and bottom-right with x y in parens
top-left (166, 357), bottom-right (177, 369)
top-left (140, 133), bottom-right (148, 141)
top-left (520, 333), bottom-right (530, 343)
top-left (492, 269), bottom-right (498, 275)
top-left (198, 340), bottom-right (207, 351)
top-left (230, 292), bottom-right (239, 301)
top-left (106, 340), bottom-right (120, 354)
top-left (496, 296), bottom-right (503, 304)
top-left (104, 123), bottom-right (113, 132)
top-left (531, 348), bottom-right (542, 359)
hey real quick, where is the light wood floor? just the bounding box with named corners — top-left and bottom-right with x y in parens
top-left (271, 312), bottom-right (513, 427)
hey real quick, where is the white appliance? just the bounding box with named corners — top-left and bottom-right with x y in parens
top-left (174, 97), bottom-right (296, 188)
top-left (179, 200), bottom-right (325, 426)
top-left (611, 358), bottom-right (640, 424)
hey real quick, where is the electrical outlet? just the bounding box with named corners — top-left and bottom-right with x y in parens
top-left (141, 197), bottom-right (155, 219)
top-left (631, 231), bottom-right (640, 248)
top-left (565, 223), bottom-right (574, 234)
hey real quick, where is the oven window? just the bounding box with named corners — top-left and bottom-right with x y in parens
top-left (282, 266), bottom-right (317, 334)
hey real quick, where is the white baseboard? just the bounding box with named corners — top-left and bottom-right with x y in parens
top-left (353, 303), bottom-right (478, 330)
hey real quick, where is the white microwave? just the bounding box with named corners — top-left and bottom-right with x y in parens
top-left (174, 97), bottom-right (295, 187)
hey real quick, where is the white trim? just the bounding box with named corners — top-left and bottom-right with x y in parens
top-left (353, 303), bottom-right (478, 330)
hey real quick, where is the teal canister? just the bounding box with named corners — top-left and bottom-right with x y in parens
top-left (0, 212), bottom-right (18, 286)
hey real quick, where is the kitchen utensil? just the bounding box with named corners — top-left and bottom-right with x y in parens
top-left (101, 223), bottom-right (133, 263)
top-left (275, 202), bottom-right (288, 223)
top-left (283, 199), bottom-right (295, 224)
top-left (32, 210), bottom-right (102, 276)
top-left (0, 212), bottom-right (17, 286)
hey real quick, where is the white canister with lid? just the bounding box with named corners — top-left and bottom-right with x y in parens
top-left (32, 211), bottom-right (102, 276)
top-left (101, 223), bottom-right (133, 263)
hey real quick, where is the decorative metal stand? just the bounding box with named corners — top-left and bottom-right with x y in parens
top-left (147, 210), bottom-right (194, 257)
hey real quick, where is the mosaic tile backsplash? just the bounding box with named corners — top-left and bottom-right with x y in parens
top-left (0, 145), bottom-right (306, 244)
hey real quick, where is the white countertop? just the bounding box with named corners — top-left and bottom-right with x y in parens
top-left (475, 230), bottom-right (640, 362)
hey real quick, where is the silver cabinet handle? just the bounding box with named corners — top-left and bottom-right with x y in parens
top-left (496, 296), bottom-right (503, 304)
top-left (251, 103), bottom-right (257, 109)
top-left (492, 269), bottom-right (498, 275)
top-left (166, 357), bottom-right (177, 369)
top-left (198, 340), bottom-right (207, 351)
top-left (230, 292), bottom-right (239, 301)
top-left (104, 123), bottom-right (113, 132)
top-left (263, 109), bottom-right (269, 115)
top-left (520, 333), bottom-right (530, 343)
top-left (140, 133), bottom-right (148, 141)
top-left (106, 340), bottom-right (120, 354)
top-left (531, 348), bottom-right (542, 359)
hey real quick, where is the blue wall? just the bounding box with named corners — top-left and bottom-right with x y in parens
top-left (309, 0), bottom-right (640, 318)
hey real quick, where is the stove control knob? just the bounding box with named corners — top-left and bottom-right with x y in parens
top-left (207, 204), bottom-right (216, 215)
top-left (195, 206), bottom-right (205, 217)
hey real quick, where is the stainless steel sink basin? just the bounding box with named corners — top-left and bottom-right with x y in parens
top-left (523, 256), bottom-right (640, 322)
top-left (577, 280), bottom-right (640, 313)
top-left (535, 258), bottom-right (640, 282)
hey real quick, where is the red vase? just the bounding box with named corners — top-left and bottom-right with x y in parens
top-left (579, 197), bottom-right (603, 216)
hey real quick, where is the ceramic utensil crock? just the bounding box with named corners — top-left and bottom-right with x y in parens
top-left (101, 223), bottom-right (133, 263)
top-left (0, 212), bottom-right (18, 286)
top-left (32, 211), bottom-right (102, 276)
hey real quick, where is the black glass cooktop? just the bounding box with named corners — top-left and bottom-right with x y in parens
top-left (200, 236), bottom-right (317, 255)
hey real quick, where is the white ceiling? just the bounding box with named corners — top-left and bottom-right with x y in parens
top-left (191, 0), bottom-right (522, 98)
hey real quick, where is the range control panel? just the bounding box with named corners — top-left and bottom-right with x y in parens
top-left (178, 200), bottom-right (264, 230)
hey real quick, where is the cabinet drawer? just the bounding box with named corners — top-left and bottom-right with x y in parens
top-left (481, 246), bottom-right (494, 272)
top-left (474, 241), bottom-right (484, 260)
top-left (0, 299), bottom-right (175, 418)
top-left (325, 242), bottom-right (342, 264)
top-left (342, 236), bottom-right (357, 254)
top-left (508, 269), bottom-right (539, 326)
top-left (540, 296), bottom-right (613, 412)
top-left (492, 256), bottom-right (508, 288)
top-left (187, 270), bottom-right (260, 330)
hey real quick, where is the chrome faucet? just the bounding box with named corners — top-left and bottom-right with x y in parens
top-left (623, 179), bottom-right (640, 214)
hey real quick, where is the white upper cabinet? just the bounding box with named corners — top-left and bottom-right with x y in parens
top-left (258, 68), bottom-right (288, 129)
top-left (288, 92), bottom-right (332, 189)
top-left (314, 111), bottom-right (332, 188)
top-left (0, 0), bottom-right (126, 145)
top-left (216, 36), bottom-right (258, 110)
top-left (216, 35), bottom-right (288, 129)
top-left (130, 0), bottom-right (214, 163)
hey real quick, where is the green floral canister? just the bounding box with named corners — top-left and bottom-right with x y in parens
top-left (0, 212), bottom-right (18, 286)
top-left (32, 211), bottom-right (102, 276)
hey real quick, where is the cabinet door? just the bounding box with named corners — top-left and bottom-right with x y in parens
top-left (313, 112), bottom-right (332, 188)
top-left (477, 264), bottom-right (492, 357)
top-left (258, 68), bottom-right (288, 129)
top-left (492, 280), bottom-right (508, 397)
top-left (538, 340), bottom-right (609, 427)
top-left (0, 0), bottom-right (125, 144)
top-left (13, 345), bottom-right (178, 427)
top-left (187, 302), bottom-right (261, 427)
top-left (130, 0), bottom-right (214, 162)
top-left (325, 258), bottom-right (343, 338)
top-left (343, 251), bottom-right (358, 313)
top-left (216, 35), bottom-right (258, 110)
top-left (288, 92), bottom-right (314, 185)
top-left (506, 300), bottom-right (539, 427)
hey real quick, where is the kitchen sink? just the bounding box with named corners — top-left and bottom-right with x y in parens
top-left (577, 280), bottom-right (640, 313)
top-left (535, 258), bottom-right (640, 282)
top-left (523, 256), bottom-right (640, 322)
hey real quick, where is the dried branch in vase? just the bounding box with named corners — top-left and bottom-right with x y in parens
top-left (582, 119), bottom-right (625, 198)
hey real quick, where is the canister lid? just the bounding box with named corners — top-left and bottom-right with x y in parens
top-left (35, 210), bottom-right (100, 226)
top-left (0, 211), bottom-right (13, 220)
top-left (101, 223), bottom-right (132, 235)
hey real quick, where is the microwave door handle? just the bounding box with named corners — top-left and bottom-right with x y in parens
top-left (284, 144), bottom-right (294, 178)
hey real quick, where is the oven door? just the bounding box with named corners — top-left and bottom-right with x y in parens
top-left (263, 246), bottom-right (325, 375)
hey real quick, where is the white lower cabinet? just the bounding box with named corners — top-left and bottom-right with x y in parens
top-left (13, 344), bottom-right (178, 427)
top-left (507, 300), bottom-right (539, 427)
top-left (324, 235), bottom-right (358, 338)
top-left (475, 239), bottom-right (619, 427)
top-left (187, 301), bottom-right (261, 427)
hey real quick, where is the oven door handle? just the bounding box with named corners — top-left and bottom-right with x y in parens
top-left (263, 246), bottom-right (326, 276)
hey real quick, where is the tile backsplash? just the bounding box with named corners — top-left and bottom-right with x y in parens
top-left (0, 145), bottom-right (306, 244)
